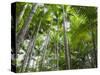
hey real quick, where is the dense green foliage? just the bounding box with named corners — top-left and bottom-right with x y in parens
top-left (12, 2), bottom-right (97, 73)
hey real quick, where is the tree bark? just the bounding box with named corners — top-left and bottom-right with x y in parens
top-left (55, 42), bottom-right (59, 70)
top-left (25, 19), bottom-right (42, 72)
top-left (62, 5), bottom-right (71, 69)
top-left (16, 4), bottom-right (38, 54)
top-left (20, 18), bottom-right (42, 72)
top-left (16, 4), bottom-right (28, 26)
top-left (40, 34), bottom-right (50, 71)
top-left (91, 26), bottom-right (97, 68)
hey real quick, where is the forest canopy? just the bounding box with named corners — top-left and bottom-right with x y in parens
top-left (11, 2), bottom-right (97, 73)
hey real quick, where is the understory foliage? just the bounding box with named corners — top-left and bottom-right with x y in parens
top-left (11, 2), bottom-right (97, 72)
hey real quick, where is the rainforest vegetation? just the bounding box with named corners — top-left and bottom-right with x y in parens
top-left (11, 2), bottom-right (97, 73)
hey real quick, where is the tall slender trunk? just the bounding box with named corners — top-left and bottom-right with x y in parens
top-left (16, 4), bottom-right (28, 26)
top-left (54, 43), bottom-right (57, 70)
top-left (55, 42), bottom-right (59, 70)
top-left (40, 34), bottom-right (50, 71)
top-left (20, 18), bottom-right (42, 72)
top-left (19, 36), bottom-right (34, 72)
top-left (91, 26), bottom-right (97, 68)
top-left (57, 43), bottom-right (59, 70)
top-left (62, 5), bottom-right (71, 69)
top-left (88, 22), bottom-right (97, 68)
top-left (58, 42), bottom-right (61, 69)
top-left (16, 4), bottom-right (38, 54)
top-left (24, 38), bottom-right (35, 72)
top-left (67, 39), bottom-right (71, 69)
top-left (25, 19), bottom-right (42, 72)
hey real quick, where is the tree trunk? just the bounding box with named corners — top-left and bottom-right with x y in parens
top-left (67, 39), bottom-right (71, 69)
top-left (16, 4), bottom-right (28, 26)
top-left (16, 4), bottom-right (38, 54)
top-left (62, 5), bottom-right (71, 69)
top-left (55, 42), bottom-right (59, 70)
top-left (25, 19), bottom-right (42, 72)
top-left (39, 34), bottom-right (50, 71)
top-left (20, 36), bottom-right (35, 72)
top-left (20, 18), bottom-right (42, 72)
top-left (91, 27), bottom-right (97, 68)
top-left (24, 38), bottom-right (35, 72)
